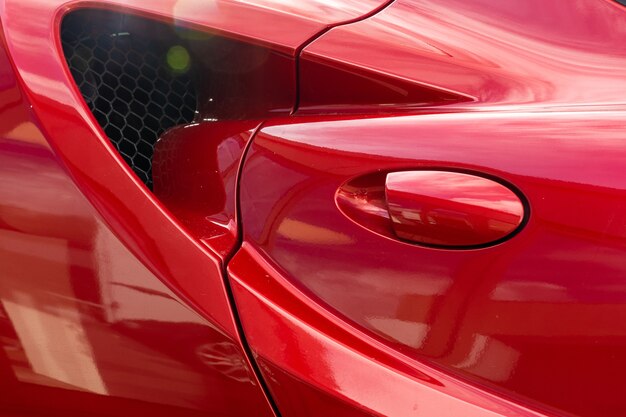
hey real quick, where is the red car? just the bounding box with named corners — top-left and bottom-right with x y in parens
top-left (1, 1), bottom-right (626, 416)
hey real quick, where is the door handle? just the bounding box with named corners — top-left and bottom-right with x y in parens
top-left (336, 170), bottom-right (526, 248)
top-left (385, 171), bottom-right (525, 247)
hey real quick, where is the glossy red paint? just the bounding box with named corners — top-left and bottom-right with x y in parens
top-left (384, 171), bottom-right (525, 247)
top-left (0, 0), bottom-right (391, 416)
top-left (237, 108), bottom-right (626, 417)
top-left (229, 243), bottom-right (549, 417)
top-left (2, 1), bottom-right (626, 417)
top-left (231, 3), bottom-right (626, 415)
top-left (300, 0), bottom-right (626, 109)
top-left (9, 0), bottom-right (388, 55)
top-left (152, 121), bottom-right (262, 257)
top-left (0, 40), bottom-right (275, 417)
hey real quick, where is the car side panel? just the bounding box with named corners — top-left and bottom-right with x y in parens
top-left (235, 110), bottom-right (626, 417)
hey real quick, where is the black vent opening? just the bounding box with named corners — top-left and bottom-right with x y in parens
top-left (61, 10), bottom-right (198, 188)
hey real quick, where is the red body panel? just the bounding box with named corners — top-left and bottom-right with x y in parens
top-left (230, 3), bottom-right (626, 415)
top-left (0, 41), bottom-right (275, 417)
top-left (301, 0), bottom-right (626, 108)
top-left (229, 243), bottom-right (550, 417)
top-left (0, 0), bottom-right (387, 416)
top-left (237, 109), bottom-right (626, 417)
top-left (2, 0), bottom-right (626, 417)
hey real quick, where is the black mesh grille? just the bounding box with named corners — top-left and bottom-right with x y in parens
top-left (61, 10), bottom-right (197, 188)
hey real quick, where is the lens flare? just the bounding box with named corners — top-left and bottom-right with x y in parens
top-left (166, 45), bottom-right (190, 73)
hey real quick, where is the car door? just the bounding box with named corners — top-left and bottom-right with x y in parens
top-left (229, 1), bottom-right (626, 417)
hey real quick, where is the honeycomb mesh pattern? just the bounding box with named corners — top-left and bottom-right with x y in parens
top-left (61, 11), bottom-right (197, 188)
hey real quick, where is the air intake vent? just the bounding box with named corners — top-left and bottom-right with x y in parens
top-left (61, 10), bottom-right (198, 188)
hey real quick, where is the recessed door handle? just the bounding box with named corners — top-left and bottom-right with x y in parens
top-left (384, 171), bottom-right (526, 248)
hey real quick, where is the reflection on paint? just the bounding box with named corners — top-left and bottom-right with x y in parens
top-left (455, 334), bottom-right (520, 383)
top-left (0, 135), bottom-right (270, 416)
top-left (277, 218), bottom-right (354, 245)
top-left (367, 317), bottom-right (430, 349)
top-left (2, 295), bottom-right (107, 394)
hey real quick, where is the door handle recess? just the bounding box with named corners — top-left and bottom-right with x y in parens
top-left (336, 170), bottom-right (527, 248)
